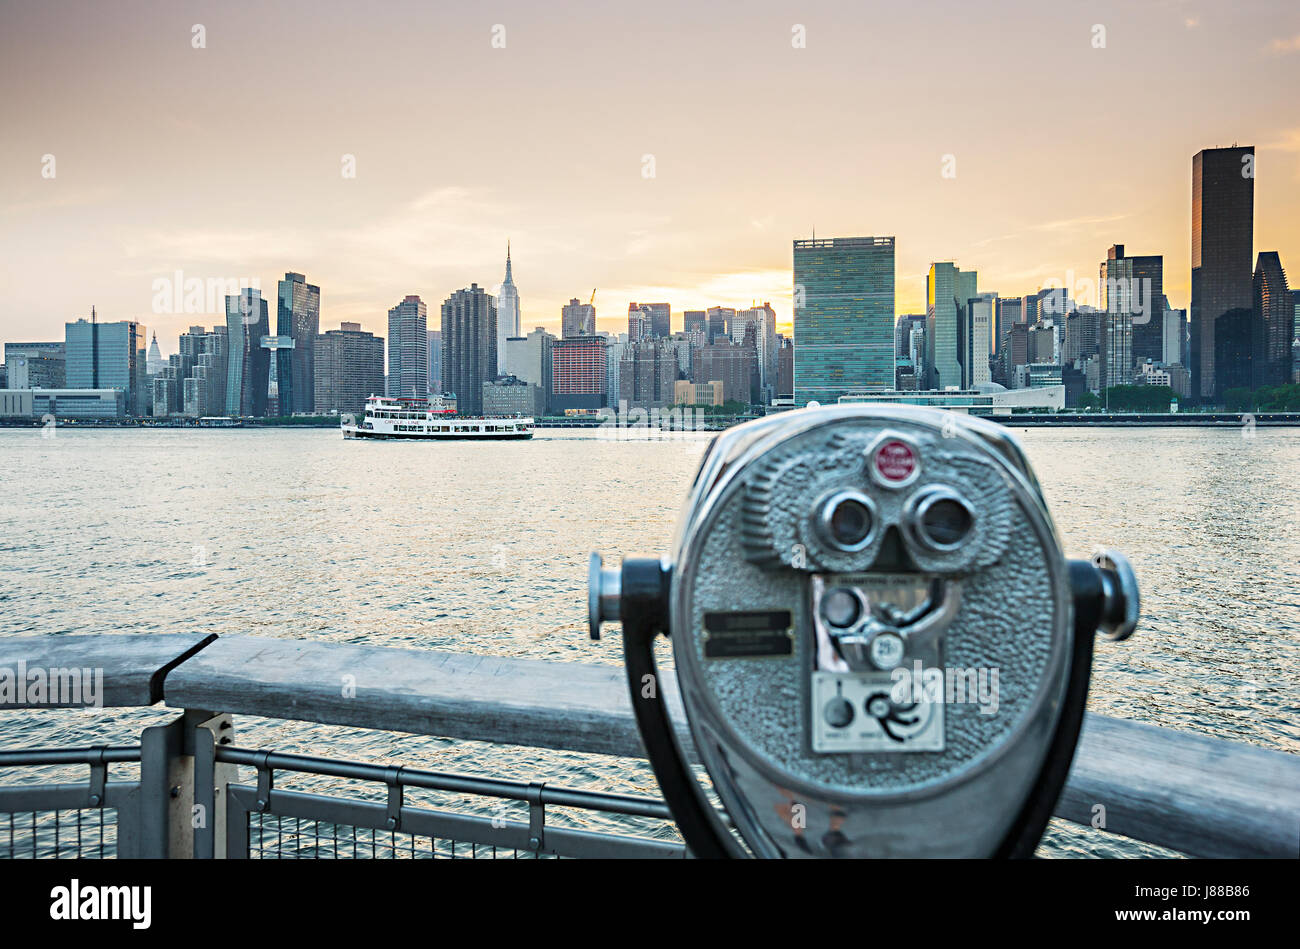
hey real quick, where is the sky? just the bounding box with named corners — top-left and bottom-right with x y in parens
top-left (2, 0), bottom-right (1299, 355)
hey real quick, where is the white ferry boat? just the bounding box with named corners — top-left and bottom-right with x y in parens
top-left (342, 395), bottom-right (533, 440)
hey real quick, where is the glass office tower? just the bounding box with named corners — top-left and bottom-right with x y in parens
top-left (1190, 146), bottom-right (1254, 402)
top-left (225, 288), bottom-right (270, 417)
top-left (793, 236), bottom-right (895, 406)
top-left (276, 272), bottom-right (320, 415)
top-left (64, 313), bottom-right (147, 414)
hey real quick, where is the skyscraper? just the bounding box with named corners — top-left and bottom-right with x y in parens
top-left (314, 322), bottom-right (385, 417)
top-left (628, 303), bottom-right (671, 341)
top-left (181, 326), bottom-right (227, 418)
top-left (963, 293), bottom-right (997, 388)
top-left (427, 330), bottom-right (442, 393)
top-left (224, 289), bottom-right (269, 416)
top-left (66, 310), bottom-right (148, 415)
top-left (551, 335), bottom-right (606, 412)
top-left (387, 295), bottom-right (429, 400)
top-left (561, 298), bottom-right (596, 337)
top-left (277, 272), bottom-right (320, 414)
top-left (1253, 252), bottom-right (1291, 388)
top-left (925, 262), bottom-right (976, 391)
top-left (1191, 146), bottom-right (1254, 401)
top-left (146, 333), bottom-right (164, 376)
top-left (793, 236), bottom-right (895, 405)
top-left (441, 284), bottom-right (497, 415)
top-left (733, 303), bottom-right (777, 396)
top-left (496, 243), bottom-right (521, 368)
top-left (1100, 245), bottom-right (1165, 370)
top-left (504, 326), bottom-right (554, 393)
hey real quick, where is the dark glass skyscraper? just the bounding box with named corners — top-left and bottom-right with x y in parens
top-left (1191, 146), bottom-right (1254, 401)
top-left (276, 272), bottom-right (320, 414)
top-left (1253, 252), bottom-right (1291, 389)
top-left (225, 289), bottom-right (270, 416)
top-left (793, 236), bottom-right (895, 405)
top-left (441, 285), bottom-right (497, 415)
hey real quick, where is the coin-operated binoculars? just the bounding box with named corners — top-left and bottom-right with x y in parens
top-left (588, 406), bottom-right (1138, 858)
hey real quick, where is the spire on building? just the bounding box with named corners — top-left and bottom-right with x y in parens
top-left (504, 241), bottom-right (514, 285)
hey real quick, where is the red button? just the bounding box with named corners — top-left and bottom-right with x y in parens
top-left (874, 440), bottom-right (918, 483)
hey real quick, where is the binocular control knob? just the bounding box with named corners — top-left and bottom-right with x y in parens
top-left (588, 552), bottom-right (622, 640)
top-left (1090, 549), bottom-right (1140, 641)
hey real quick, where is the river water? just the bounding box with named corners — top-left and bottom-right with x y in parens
top-left (1, 425), bottom-right (1297, 857)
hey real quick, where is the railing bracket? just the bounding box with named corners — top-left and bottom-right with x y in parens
top-left (526, 782), bottom-right (547, 852)
top-left (254, 751), bottom-right (274, 811)
top-left (384, 767), bottom-right (404, 831)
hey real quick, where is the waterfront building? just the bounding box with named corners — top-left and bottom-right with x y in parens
top-left (482, 374), bottom-right (545, 417)
top-left (276, 272), bottom-right (320, 415)
top-left (496, 244), bottom-right (521, 368)
top-left (388, 295), bottom-right (430, 400)
top-left (551, 335), bottom-right (606, 413)
top-left (1253, 252), bottom-right (1292, 388)
top-left (441, 286), bottom-right (496, 416)
top-left (224, 289), bottom-right (270, 416)
top-left (314, 322), bottom-right (385, 417)
top-left (1191, 146), bottom-right (1254, 401)
top-left (66, 310), bottom-right (148, 416)
top-left (674, 380), bottom-right (723, 406)
top-left (4, 342), bottom-right (65, 390)
top-left (561, 298), bottom-right (596, 338)
top-left (794, 236), bottom-right (895, 405)
top-left (32, 389), bottom-right (127, 419)
top-left (182, 326), bottom-right (228, 418)
top-left (838, 383), bottom-right (1064, 414)
top-left (925, 262), bottom-right (976, 391)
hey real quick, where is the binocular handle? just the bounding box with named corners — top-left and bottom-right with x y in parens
top-left (589, 549), bottom-right (1140, 643)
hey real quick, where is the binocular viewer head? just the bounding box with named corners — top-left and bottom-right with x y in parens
top-left (590, 405), bottom-right (1138, 858)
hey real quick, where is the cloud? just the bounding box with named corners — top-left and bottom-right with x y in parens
top-left (1268, 34), bottom-right (1300, 54)
top-left (1030, 213), bottom-right (1129, 232)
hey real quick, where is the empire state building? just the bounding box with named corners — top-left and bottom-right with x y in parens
top-left (496, 242), bottom-right (521, 370)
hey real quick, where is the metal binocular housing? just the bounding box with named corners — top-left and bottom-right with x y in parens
top-left (589, 404), bottom-right (1139, 858)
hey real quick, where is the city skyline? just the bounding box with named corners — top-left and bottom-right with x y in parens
top-left (3, 1), bottom-right (1300, 355)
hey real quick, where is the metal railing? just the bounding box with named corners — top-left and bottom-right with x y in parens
top-left (2, 633), bottom-right (1297, 859)
top-left (0, 732), bottom-right (683, 860)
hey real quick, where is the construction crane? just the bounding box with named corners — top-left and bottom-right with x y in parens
top-left (589, 288), bottom-right (596, 305)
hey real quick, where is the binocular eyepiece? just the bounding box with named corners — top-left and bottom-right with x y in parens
top-left (589, 405), bottom-right (1138, 858)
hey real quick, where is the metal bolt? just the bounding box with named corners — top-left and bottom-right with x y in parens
top-left (170, 785), bottom-right (180, 799)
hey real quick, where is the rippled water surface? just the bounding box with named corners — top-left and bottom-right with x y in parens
top-left (2, 425), bottom-right (1297, 856)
